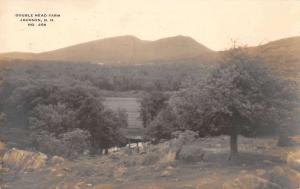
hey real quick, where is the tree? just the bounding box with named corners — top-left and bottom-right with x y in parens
top-left (171, 48), bottom-right (298, 159)
top-left (28, 94), bottom-right (127, 156)
top-left (75, 96), bottom-right (126, 151)
top-left (29, 103), bottom-right (78, 136)
top-left (146, 107), bottom-right (179, 141)
top-left (140, 91), bottom-right (169, 127)
top-left (33, 129), bottom-right (91, 159)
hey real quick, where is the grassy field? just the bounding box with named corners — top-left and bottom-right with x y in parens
top-left (103, 97), bottom-right (143, 129)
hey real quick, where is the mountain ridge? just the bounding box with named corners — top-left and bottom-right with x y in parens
top-left (0, 35), bottom-right (300, 69)
top-left (0, 35), bottom-right (214, 64)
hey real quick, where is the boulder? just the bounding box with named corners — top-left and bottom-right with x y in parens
top-left (145, 142), bottom-right (176, 164)
top-left (255, 169), bottom-right (267, 177)
top-left (160, 166), bottom-right (175, 177)
top-left (267, 166), bottom-right (300, 189)
top-left (2, 148), bottom-right (48, 171)
top-left (92, 184), bottom-right (114, 189)
top-left (176, 144), bottom-right (205, 162)
top-left (0, 141), bottom-right (6, 151)
top-left (156, 130), bottom-right (199, 163)
top-left (142, 152), bottom-right (160, 165)
top-left (50, 155), bottom-right (65, 165)
top-left (0, 141), bottom-right (6, 158)
top-left (160, 169), bottom-right (172, 177)
top-left (113, 166), bottom-right (127, 178)
top-left (222, 174), bottom-right (283, 189)
top-left (142, 130), bottom-right (201, 164)
top-left (287, 150), bottom-right (300, 171)
top-left (290, 135), bottom-right (300, 145)
top-left (159, 151), bottom-right (177, 164)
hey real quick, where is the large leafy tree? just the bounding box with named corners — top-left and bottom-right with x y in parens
top-left (140, 91), bottom-right (169, 127)
top-left (171, 48), bottom-right (298, 158)
top-left (75, 96), bottom-right (126, 150)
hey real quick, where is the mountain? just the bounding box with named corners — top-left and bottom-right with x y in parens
top-left (0, 35), bottom-right (215, 64)
top-left (249, 36), bottom-right (300, 82)
top-left (252, 37), bottom-right (300, 69)
top-left (1, 35), bottom-right (299, 81)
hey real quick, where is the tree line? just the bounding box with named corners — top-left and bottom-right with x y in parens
top-left (0, 47), bottom-right (298, 159)
top-left (0, 58), bottom-right (209, 158)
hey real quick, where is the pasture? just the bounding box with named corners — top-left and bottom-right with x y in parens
top-left (103, 97), bottom-right (143, 129)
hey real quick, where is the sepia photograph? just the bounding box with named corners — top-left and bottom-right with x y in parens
top-left (0, 0), bottom-right (299, 188)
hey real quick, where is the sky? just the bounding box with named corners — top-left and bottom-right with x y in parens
top-left (0, 0), bottom-right (300, 53)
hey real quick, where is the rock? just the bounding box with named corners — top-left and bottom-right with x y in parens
top-left (0, 166), bottom-right (10, 173)
top-left (176, 144), bottom-right (205, 162)
top-left (49, 167), bottom-right (67, 177)
top-left (142, 152), bottom-right (160, 165)
top-left (93, 184), bottom-right (114, 189)
top-left (2, 148), bottom-right (48, 171)
top-left (159, 151), bottom-right (177, 164)
top-left (166, 130), bottom-right (198, 155)
top-left (122, 157), bottom-right (137, 166)
top-left (160, 166), bottom-right (174, 177)
top-left (74, 181), bottom-right (85, 189)
top-left (287, 150), bottom-right (300, 171)
top-left (166, 165), bottom-right (175, 170)
top-left (109, 154), bottom-right (121, 161)
top-left (267, 166), bottom-right (300, 189)
top-left (50, 155), bottom-right (65, 164)
top-left (122, 147), bottom-right (133, 155)
top-left (148, 142), bottom-right (177, 164)
top-left (216, 143), bottom-right (222, 148)
top-left (255, 169), bottom-right (267, 177)
top-left (142, 131), bottom-right (200, 165)
top-left (222, 174), bottom-right (283, 189)
top-left (160, 169), bottom-right (172, 177)
top-left (113, 166), bottom-right (127, 178)
top-left (158, 142), bottom-right (177, 156)
top-left (0, 141), bottom-right (6, 151)
top-left (290, 135), bottom-right (300, 145)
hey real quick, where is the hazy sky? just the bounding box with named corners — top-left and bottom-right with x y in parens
top-left (0, 0), bottom-right (299, 53)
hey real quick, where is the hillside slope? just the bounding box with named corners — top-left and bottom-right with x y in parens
top-left (0, 35), bottom-right (214, 64)
top-left (253, 36), bottom-right (300, 76)
top-left (1, 35), bottom-right (299, 83)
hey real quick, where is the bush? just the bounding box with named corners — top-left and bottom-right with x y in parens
top-left (34, 129), bottom-right (90, 159)
top-left (25, 85), bottom-right (127, 155)
top-left (176, 144), bottom-right (205, 162)
top-left (29, 103), bottom-right (78, 136)
top-left (146, 107), bottom-right (179, 141)
top-left (140, 91), bottom-right (169, 127)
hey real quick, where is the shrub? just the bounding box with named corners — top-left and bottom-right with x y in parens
top-left (29, 103), bottom-right (78, 136)
top-left (27, 86), bottom-right (127, 155)
top-left (33, 129), bottom-right (90, 159)
top-left (140, 91), bottom-right (169, 127)
top-left (146, 107), bottom-right (179, 141)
